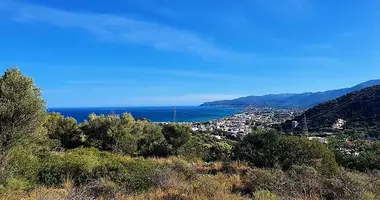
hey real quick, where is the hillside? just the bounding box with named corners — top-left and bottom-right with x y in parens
top-left (285, 85), bottom-right (380, 133)
top-left (201, 80), bottom-right (380, 108)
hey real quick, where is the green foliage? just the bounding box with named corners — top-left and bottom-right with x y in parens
top-left (0, 68), bottom-right (47, 187)
top-left (233, 131), bottom-right (338, 175)
top-left (38, 148), bottom-right (162, 193)
top-left (5, 178), bottom-right (31, 192)
top-left (161, 124), bottom-right (191, 155)
top-left (135, 121), bottom-right (168, 157)
top-left (363, 192), bottom-right (375, 200)
top-left (177, 131), bottom-right (234, 162)
top-left (207, 142), bottom-right (232, 161)
top-left (0, 68), bottom-right (46, 154)
top-left (331, 139), bottom-right (380, 171)
top-left (287, 85), bottom-right (380, 133)
top-left (38, 148), bottom-right (103, 186)
top-left (3, 67), bottom-right (380, 199)
top-left (81, 114), bottom-right (124, 151)
top-left (80, 113), bottom-right (141, 155)
top-left (45, 113), bottom-right (82, 149)
top-left (254, 190), bottom-right (279, 200)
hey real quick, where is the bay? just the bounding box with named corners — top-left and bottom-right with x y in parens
top-left (48, 106), bottom-right (241, 123)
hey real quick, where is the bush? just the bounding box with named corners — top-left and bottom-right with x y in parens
top-left (287, 165), bottom-right (322, 198)
top-left (38, 148), bottom-right (103, 186)
top-left (45, 113), bottom-right (83, 149)
top-left (5, 178), bottom-right (31, 192)
top-left (322, 169), bottom-right (368, 200)
top-left (254, 190), bottom-right (279, 200)
top-left (244, 168), bottom-right (283, 193)
top-left (161, 124), bottom-right (191, 155)
top-left (335, 142), bottom-right (380, 171)
top-left (233, 131), bottom-right (338, 175)
top-left (38, 148), bottom-right (163, 193)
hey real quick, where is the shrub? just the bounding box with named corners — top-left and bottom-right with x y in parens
top-left (287, 165), bottom-right (322, 198)
top-left (322, 169), bottom-right (368, 200)
top-left (5, 178), bottom-right (31, 192)
top-left (38, 148), bottom-right (103, 186)
top-left (45, 113), bottom-right (82, 149)
top-left (161, 124), bottom-right (191, 155)
top-left (244, 168), bottom-right (282, 193)
top-left (38, 148), bottom-right (162, 193)
top-left (254, 190), bottom-right (279, 200)
top-left (233, 131), bottom-right (339, 175)
top-left (363, 192), bottom-right (376, 200)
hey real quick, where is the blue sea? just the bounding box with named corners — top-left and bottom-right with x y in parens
top-left (48, 106), bottom-right (241, 123)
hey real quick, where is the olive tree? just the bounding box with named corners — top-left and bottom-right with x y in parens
top-left (0, 68), bottom-right (46, 155)
top-left (0, 68), bottom-right (46, 184)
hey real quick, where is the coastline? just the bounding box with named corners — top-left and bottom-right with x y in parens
top-left (48, 106), bottom-right (242, 123)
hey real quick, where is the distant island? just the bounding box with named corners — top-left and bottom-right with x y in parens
top-left (201, 79), bottom-right (380, 108)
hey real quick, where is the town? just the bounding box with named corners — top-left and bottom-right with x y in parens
top-left (177, 107), bottom-right (304, 138)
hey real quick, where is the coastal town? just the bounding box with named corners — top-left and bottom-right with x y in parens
top-left (177, 107), bottom-right (304, 138)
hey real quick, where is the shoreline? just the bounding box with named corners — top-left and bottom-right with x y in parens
top-left (48, 106), bottom-right (242, 123)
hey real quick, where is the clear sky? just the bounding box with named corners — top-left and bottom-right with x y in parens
top-left (0, 0), bottom-right (379, 107)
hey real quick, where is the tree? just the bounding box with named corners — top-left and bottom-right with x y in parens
top-left (161, 124), bottom-right (191, 155)
top-left (136, 121), bottom-right (168, 157)
top-left (0, 68), bottom-right (46, 184)
top-left (80, 112), bottom-right (139, 155)
top-left (0, 68), bottom-right (46, 156)
top-left (233, 131), bottom-right (338, 175)
top-left (45, 113), bottom-right (82, 149)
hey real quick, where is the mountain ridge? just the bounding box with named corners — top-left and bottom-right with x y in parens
top-left (201, 79), bottom-right (380, 108)
top-left (283, 85), bottom-right (380, 134)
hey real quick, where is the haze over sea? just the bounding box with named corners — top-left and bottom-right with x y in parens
top-left (48, 106), bottom-right (241, 123)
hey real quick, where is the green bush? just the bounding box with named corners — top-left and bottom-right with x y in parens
top-left (335, 141), bottom-right (380, 171)
top-left (96, 156), bottom-right (160, 192)
top-left (37, 148), bottom-right (162, 193)
top-left (45, 113), bottom-right (83, 149)
top-left (38, 148), bottom-right (103, 186)
top-left (254, 190), bottom-right (279, 200)
top-left (5, 178), bottom-right (31, 192)
top-left (233, 131), bottom-right (338, 175)
top-left (161, 124), bottom-right (191, 155)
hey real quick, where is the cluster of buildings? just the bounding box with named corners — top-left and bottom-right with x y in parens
top-left (179, 107), bottom-right (302, 138)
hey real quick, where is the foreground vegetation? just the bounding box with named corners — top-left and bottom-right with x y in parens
top-left (1, 68), bottom-right (380, 199)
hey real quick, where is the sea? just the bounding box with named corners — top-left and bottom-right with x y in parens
top-left (48, 106), bottom-right (242, 123)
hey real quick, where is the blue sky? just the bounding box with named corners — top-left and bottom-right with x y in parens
top-left (0, 0), bottom-right (379, 107)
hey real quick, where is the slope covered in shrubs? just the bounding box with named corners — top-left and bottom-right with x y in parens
top-left (2, 68), bottom-right (380, 199)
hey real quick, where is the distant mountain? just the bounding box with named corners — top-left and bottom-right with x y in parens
top-left (284, 85), bottom-right (380, 133)
top-left (201, 80), bottom-right (380, 108)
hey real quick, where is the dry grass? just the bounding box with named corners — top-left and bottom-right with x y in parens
top-left (2, 158), bottom-right (378, 200)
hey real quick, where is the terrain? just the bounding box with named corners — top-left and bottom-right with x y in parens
top-left (201, 80), bottom-right (380, 108)
top-left (285, 85), bottom-right (380, 134)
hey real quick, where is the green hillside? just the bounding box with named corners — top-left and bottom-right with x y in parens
top-left (286, 85), bottom-right (380, 135)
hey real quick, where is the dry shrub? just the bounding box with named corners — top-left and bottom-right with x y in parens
top-left (120, 174), bottom-right (247, 200)
top-left (186, 174), bottom-right (246, 200)
top-left (244, 168), bottom-right (284, 194)
top-left (223, 161), bottom-right (250, 175)
top-left (287, 165), bottom-right (322, 198)
top-left (152, 168), bottom-right (185, 191)
top-left (322, 169), bottom-right (368, 200)
top-left (0, 190), bottom-right (25, 200)
top-left (194, 161), bottom-right (224, 174)
top-left (22, 187), bottom-right (69, 200)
